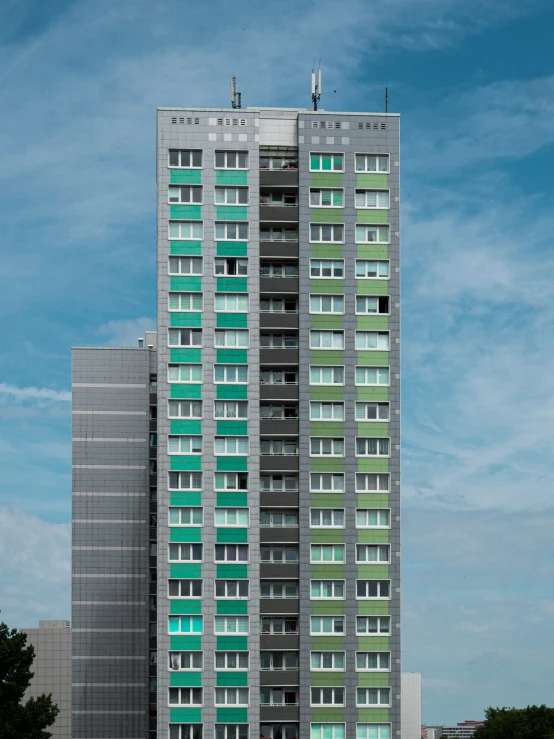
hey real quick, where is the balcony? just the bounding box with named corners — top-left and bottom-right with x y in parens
top-left (260, 313), bottom-right (299, 330)
top-left (259, 169), bottom-right (299, 187)
top-left (260, 455), bottom-right (299, 472)
top-left (260, 490), bottom-right (298, 507)
top-left (260, 598), bottom-right (300, 615)
top-left (260, 418), bottom-right (299, 435)
top-left (260, 705), bottom-right (300, 722)
top-left (260, 669), bottom-right (299, 686)
top-left (260, 241), bottom-right (299, 259)
top-left (260, 384), bottom-right (299, 401)
top-left (259, 348), bottom-right (299, 365)
top-left (259, 277), bottom-right (299, 294)
top-left (260, 562), bottom-right (299, 578)
top-left (260, 205), bottom-right (299, 222)
top-left (260, 527), bottom-right (299, 544)
top-left (260, 634), bottom-right (299, 650)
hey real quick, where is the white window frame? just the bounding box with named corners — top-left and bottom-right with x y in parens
top-left (168, 364), bottom-right (203, 384)
top-left (310, 651), bottom-right (346, 671)
top-left (309, 330), bottom-right (344, 350)
top-left (309, 401), bottom-right (344, 421)
top-left (169, 725), bottom-right (204, 739)
top-left (309, 188), bottom-right (345, 208)
top-left (356, 616), bottom-right (391, 636)
top-left (355, 189), bottom-right (390, 209)
top-left (356, 545), bottom-right (391, 564)
top-left (214, 293), bottom-right (249, 312)
top-left (355, 331), bottom-right (390, 351)
top-left (167, 328), bottom-right (203, 348)
top-left (168, 651), bottom-right (203, 671)
top-left (355, 651), bottom-right (391, 672)
top-left (168, 615), bottom-right (204, 635)
top-left (214, 507), bottom-right (250, 527)
top-left (168, 292), bottom-right (203, 312)
top-left (168, 400), bottom-right (203, 419)
top-left (168, 543), bottom-right (203, 563)
top-left (355, 367), bottom-right (390, 387)
top-left (309, 438), bottom-right (345, 458)
top-left (214, 437), bottom-right (250, 456)
top-left (214, 186), bottom-right (249, 205)
top-left (168, 149), bottom-right (203, 169)
top-left (215, 222), bottom-right (249, 241)
top-left (355, 224), bottom-right (390, 244)
top-left (310, 544), bottom-right (345, 564)
top-left (213, 365), bottom-right (248, 385)
top-left (309, 366), bottom-right (345, 386)
top-left (356, 688), bottom-right (391, 707)
top-left (310, 259), bottom-right (345, 279)
top-left (310, 580), bottom-right (345, 600)
top-left (355, 473), bottom-right (390, 493)
top-left (260, 580), bottom-right (299, 599)
top-left (354, 153), bottom-right (390, 173)
top-left (168, 436), bottom-right (203, 455)
top-left (310, 687), bottom-right (345, 707)
top-left (356, 726), bottom-right (392, 739)
top-left (309, 473), bottom-right (344, 493)
top-left (214, 472), bottom-right (249, 492)
top-left (309, 295), bottom-right (345, 315)
top-left (214, 687), bottom-right (250, 707)
top-left (355, 402), bottom-right (390, 422)
top-left (356, 509), bottom-right (391, 529)
top-left (310, 616), bottom-right (345, 636)
top-left (309, 509), bottom-right (345, 529)
top-left (168, 221), bottom-right (204, 241)
top-left (167, 579), bottom-right (203, 599)
top-left (168, 257), bottom-right (203, 276)
top-left (355, 296), bottom-right (390, 315)
top-left (309, 223), bottom-right (345, 244)
top-left (214, 329), bottom-right (249, 349)
top-left (168, 472), bottom-right (203, 491)
top-left (168, 507), bottom-right (204, 527)
top-left (356, 579), bottom-right (391, 600)
top-left (214, 651), bottom-right (250, 671)
top-left (309, 152), bottom-right (345, 173)
top-left (214, 401), bottom-right (248, 420)
top-left (355, 438), bottom-right (391, 458)
top-left (214, 151), bottom-right (249, 170)
top-left (214, 615), bottom-right (249, 635)
top-left (214, 580), bottom-right (250, 600)
top-left (168, 185), bottom-right (203, 205)
top-left (168, 687), bottom-right (203, 707)
top-left (355, 259), bottom-right (390, 279)
top-left (214, 257), bottom-right (248, 277)
top-left (215, 725), bottom-right (249, 739)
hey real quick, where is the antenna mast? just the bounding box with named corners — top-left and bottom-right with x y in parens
top-left (230, 76), bottom-right (242, 109)
top-left (311, 62), bottom-right (322, 111)
top-left (385, 86), bottom-right (388, 113)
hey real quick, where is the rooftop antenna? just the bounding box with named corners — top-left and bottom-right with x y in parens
top-left (230, 76), bottom-right (242, 109)
top-left (385, 85), bottom-right (388, 113)
top-left (311, 60), bottom-right (322, 111)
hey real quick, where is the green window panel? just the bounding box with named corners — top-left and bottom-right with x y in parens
top-left (170, 491), bottom-right (202, 506)
top-left (217, 492), bottom-right (248, 507)
top-left (216, 708), bottom-right (248, 724)
top-left (356, 674), bottom-right (390, 688)
top-left (311, 244), bottom-right (344, 259)
top-left (357, 565), bottom-right (389, 579)
top-left (216, 457), bottom-right (248, 472)
top-left (170, 276), bottom-right (202, 292)
top-left (217, 242), bottom-right (248, 257)
top-left (169, 456), bottom-right (202, 472)
top-left (311, 350), bottom-right (343, 364)
top-left (216, 600), bottom-right (248, 615)
top-left (170, 348), bottom-right (202, 363)
top-left (310, 458), bottom-right (343, 473)
top-left (310, 208), bottom-right (344, 222)
top-left (357, 602), bottom-right (390, 618)
top-left (357, 459), bottom-right (389, 473)
top-left (170, 313), bottom-right (202, 328)
top-left (311, 316), bottom-right (343, 329)
top-left (357, 173), bottom-right (388, 188)
top-left (356, 351), bottom-right (390, 366)
top-left (311, 173), bottom-right (343, 187)
top-left (170, 635), bottom-right (202, 650)
top-left (310, 708), bottom-right (344, 721)
top-left (311, 387), bottom-right (343, 401)
top-left (357, 709), bottom-right (390, 723)
top-left (216, 564), bottom-right (248, 578)
top-left (216, 420), bottom-right (248, 435)
top-left (170, 527), bottom-right (202, 544)
top-left (311, 637), bottom-right (343, 650)
top-left (356, 209), bottom-right (389, 224)
top-left (216, 314), bottom-right (248, 329)
top-left (216, 206), bottom-right (248, 221)
top-left (357, 388), bottom-right (389, 402)
top-left (311, 601), bottom-right (344, 615)
top-left (311, 566), bottom-right (344, 580)
top-left (310, 280), bottom-right (345, 294)
top-left (356, 423), bottom-right (389, 438)
top-left (170, 708), bottom-right (201, 723)
top-left (216, 672), bottom-right (248, 686)
top-left (356, 316), bottom-right (389, 331)
top-left (216, 277), bottom-right (248, 292)
top-left (170, 205), bottom-right (202, 220)
top-left (216, 528), bottom-right (248, 544)
top-left (170, 169), bottom-right (202, 185)
top-left (170, 384), bottom-right (202, 400)
top-left (357, 637), bottom-right (389, 651)
top-left (357, 530), bottom-right (390, 545)
top-left (356, 245), bottom-right (389, 260)
top-left (357, 493), bottom-right (390, 508)
top-left (170, 420), bottom-right (202, 436)
top-left (216, 385), bottom-right (248, 400)
top-left (356, 280), bottom-right (389, 296)
top-left (216, 636), bottom-right (248, 650)
top-left (311, 673), bottom-right (346, 686)
top-left (216, 170), bottom-right (248, 185)
top-left (170, 241), bottom-right (202, 255)
top-left (216, 349), bottom-right (248, 364)
top-left (311, 530), bottom-right (345, 544)
top-left (170, 672), bottom-right (203, 687)
top-left (169, 563), bottom-right (202, 579)
top-left (170, 599), bottom-right (202, 615)
top-left (311, 494), bottom-right (344, 508)
top-left (310, 423), bottom-right (344, 437)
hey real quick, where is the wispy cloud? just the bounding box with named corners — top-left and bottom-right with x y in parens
top-left (0, 383), bottom-right (70, 402)
top-left (96, 317), bottom-right (156, 347)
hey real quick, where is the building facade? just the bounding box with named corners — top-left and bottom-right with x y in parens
top-left (401, 673), bottom-right (421, 739)
top-left (441, 722), bottom-right (484, 738)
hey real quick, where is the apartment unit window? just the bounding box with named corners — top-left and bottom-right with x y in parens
top-left (310, 366), bottom-right (344, 385)
top-left (311, 652), bottom-right (345, 671)
top-left (214, 437), bottom-right (249, 455)
top-left (310, 402), bottom-right (344, 421)
top-left (261, 546), bottom-right (298, 564)
top-left (356, 545), bottom-right (390, 563)
top-left (169, 221), bottom-right (203, 240)
top-left (215, 186), bottom-right (248, 204)
top-left (169, 185), bottom-right (202, 204)
top-left (261, 581), bottom-right (299, 599)
top-left (169, 149), bottom-right (202, 168)
top-left (356, 509), bottom-right (391, 528)
top-left (356, 652), bottom-right (390, 671)
top-left (216, 726), bottom-right (248, 739)
top-left (260, 688), bottom-right (298, 706)
top-left (168, 400), bottom-right (202, 419)
top-left (260, 509), bottom-right (299, 527)
top-left (311, 544), bottom-right (344, 563)
top-left (356, 402), bottom-right (389, 421)
top-left (259, 154), bottom-right (298, 169)
top-left (355, 190), bottom-right (390, 208)
top-left (260, 298), bottom-right (298, 313)
top-left (215, 652), bottom-right (249, 670)
top-left (215, 329), bottom-right (249, 348)
top-left (215, 151), bottom-right (248, 169)
top-left (214, 365), bottom-right (248, 384)
top-left (356, 473), bottom-right (390, 492)
top-left (356, 296), bottom-right (390, 316)
top-left (260, 369), bottom-right (298, 385)
top-left (168, 507), bottom-right (203, 525)
top-left (260, 440), bottom-right (298, 456)
top-left (169, 687), bottom-right (202, 705)
top-left (261, 617), bottom-right (298, 635)
top-left (260, 333), bottom-right (298, 348)
top-left (311, 580), bottom-right (344, 599)
top-left (356, 331), bottom-right (390, 352)
top-left (168, 472), bottom-right (203, 490)
top-left (356, 725), bottom-right (391, 739)
top-left (355, 225), bottom-right (389, 244)
top-left (170, 727), bottom-right (203, 739)
top-left (260, 262), bottom-right (298, 277)
top-left (356, 438), bottom-right (390, 457)
top-left (215, 688), bottom-right (249, 706)
top-left (356, 616), bottom-right (391, 635)
top-left (357, 688), bottom-right (391, 706)
top-left (168, 365), bottom-right (202, 383)
top-left (356, 260), bottom-right (390, 278)
top-left (215, 508), bottom-right (249, 526)
top-left (215, 222), bottom-right (249, 241)
top-left (168, 579), bottom-right (202, 598)
top-left (311, 687), bottom-right (345, 706)
top-left (260, 652), bottom-right (299, 670)
top-left (310, 295), bottom-right (344, 314)
top-left (215, 294), bottom-right (249, 312)
top-left (168, 543), bottom-right (203, 562)
top-left (260, 474), bottom-right (298, 492)
top-left (356, 367), bottom-right (390, 386)
top-left (310, 224), bottom-right (344, 243)
top-left (214, 257), bottom-right (248, 276)
top-left (310, 188), bottom-right (344, 207)
top-left (310, 509), bottom-right (344, 528)
top-left (168, 293), bottom-right (203, 311)
top-left (310, 438), bottom-right (344, 457)
top-left (310, 330), bottom-right (344, 350)
top-left (168, 615), bottom-right (203, 634)
top-left (214, 472), bottom-right (248, 491)
top-left (260, 404), bottom-right (297, 419)
top-left (311, 726), bottom-right (345, 739)
top-left (310, 616), bottom-right (344, 635)
top-left (169, 257), bottom-right (202, 275)
top-left (168, 436), bottom-right (202, 455)
top-left (357, 580), bottom-right (391, 599)
top-left (310, 153), bottom-right (344, 171)
top-left (215, 401), bottom-right (248, 419)
top-left (168, 329), bottom-right (202, 347)
top-left (310, 473), bottom-right (344, 492)
top-left (214, 616), bottom-right (249, 634)
top-left (260, 227), bottom-right (298, 242)
top-left (169, 651), bottom-right (203, 670)
top-left (215, 580), bottom-right (249, 599)
top-left (355, 153), bottom-right (389, 173)
top-left (310, 259), bottom-right (344, 278)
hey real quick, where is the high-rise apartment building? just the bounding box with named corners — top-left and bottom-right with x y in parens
top-left (72, 103), bottom-right (400, 739)
top-left (401, 673), bottom-right (422, 739)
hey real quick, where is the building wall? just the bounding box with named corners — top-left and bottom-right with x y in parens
top-left (401, 673), bottom-right (421, 739)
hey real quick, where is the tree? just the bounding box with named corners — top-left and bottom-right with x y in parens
top-left (0, 622), bottom-right (59, 739)
top-left (474, 705), bottom-right (554, 739)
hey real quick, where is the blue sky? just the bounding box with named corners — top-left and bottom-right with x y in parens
top-left (1, 0), bottom-right (554, 724)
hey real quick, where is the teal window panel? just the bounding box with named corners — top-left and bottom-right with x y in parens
top-left (170, 600), bottom-right (202, 615)
top-left (216, 600), bottom-right (248, 615)
top-left (170, 348), bottom-right (202, 363)
top-left (217, 242), bottom-right (248, 257)
top-left (216, 349), bottom-right (248, 364)
top-left (217, 492), bottom-right (248, 507)
top-left (170, 491), bottom-right (202, 506)
top-left (171, 708), bottom-right (202, 723)
top-left (170, 384), bottom-right (202, 399)
top-left (216, 420), bottom-right (248, 435)
top-left (170, 672), bottom-right (203, 687)
top-left (357, 209), bottom-right (389, 224)
top-left (216, 314), bottom-right (248, 329)
top-left (216, 636), bottom-right (248, 650)
top-left (170, 527), bottom-right (202, 543)
top-left (170, 169), bottom-right (202, 185)
top-left (216, 528), bottom-right (248, 543)
top-left (169, 563), bottom-right (202, 578)
top-left (170, 241), bottom-right (202, 255)
top-left (170, 420), bottom-right (202, 435)
top-left (170, 276), bottom-right (202, 292)
top-left (216, 457), bottom-right (248, 472)
top-left (356, 173), bottom-right (388, 188)
top-left (310, 208), bottom-right (344, 222)
top-left (170, 204), bottom-right (202, 220)
top-left (170, 313), bottom-right (202, 328)
top-left (216, 277), bottom-right (247, 292)
top-left (216, 206), bottom-right (248, 221)
top-left (216, 385), bottom-right (248, 400)
top-left (356, 351), bottom-right (390, 365)
top-left (216, 170), bottom-right (248, 186)
top-left (216, 708), bottom-right (248, 723)
top-left (169, 456), bottom-right (202, 472)
top-left (216, 564), bottom-right (248, 578)
top-left (216, 672), bottom-right (248, 686)
top-left (170, 635), bottom-right (202, 650)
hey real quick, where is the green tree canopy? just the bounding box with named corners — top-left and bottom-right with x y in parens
top-left (0, 622), bottom-right (59, 739)
top-left (474, 705), bottom-right (554, 739)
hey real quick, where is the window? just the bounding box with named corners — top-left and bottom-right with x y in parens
top-left (168, 365), bottom-right (203, 383)
top-left (260, 652), bottom-right (299, 671)
top-left (168, 293), bottom-right (203, 311)
top-left (260, 688), bottom-right (298, 706)
top-left (357, 688), bottom-right (390, 707)
top-left (260, 474), bottom-right (298, 492)
top-left (215, 688), bottom-right (249, 706)
top-left (355, 190), bottom-right (390, 208)
top-left (356, 367), bottom-right (390, 386)
top-left (310, 259), bottom-right (344, 278)
top-left (260, 333), bottom-right (298, 349)
top-left (169, 651), bottom-right (203, 670)
top-left (215, 187), bottom-right (249, 205)
top-left (356, 438), bottom-right (390, 457)
top-left (168, 543), bottom-right (203, 562)
top-left (168, 615), bottom-right (203, 634)
top-left (168, 436), bottom-right (203, 455)
top-left (169, 185), bottom-right (203, 204)
top-left (168, 579), bottom-right (202, 598)
top-left (215, 580), bottom-right (249, 599)
top-left (260, 298), bottom-right (298, 313)
top-left (168, 687), bottom-right (202, 706)
top-left (215, 329), bottom-right (249, 348)
top-left (310, 331), bottom-right (344, 350)
top-left (261, 546), bottom-right (298, 563)
top-left (311, 580), bottom-right (344, 599)
top-left (260, 369), bottom-right (298, 385)
top-left (356, 545), bottom-right (391, 563)
top-left (311, 544), bottom-right (345, 563)
top-left (356, 296), bottom-right (390, 315)
top-left (310, 224), bottom-right (344, 243)
top-left (356, 726), bottom-right (391, 739)
top-left (310, 473), bottom-right (344, 492)
top-left (214, 365), bottom-right (248, 384)
top-left (355, 402), bottom-right (389, 421)
top-left (214, 401), bottom-right (248, 419)
top-left (356, 473), bottom-right (390, 492)
top-left (355, 153), bottom-right (389, 173)
top-left (357, 330), bottom-right (390, 351)
top-left (355, 225), bottom-right (390, 244)
top-left (168, 472), bottom-right (203, 490)
top-left (215, 508), bottom-right (249, 526)
top-left (260, 509), bottom-right (298, 528)
top-left (310, 402), bottom-right (344, 421)
top-left (169, 222), bottom-right (203, 240)
top-left (260, 404), bottom-right (298, 419)
top-left (215, 652), bottom-right (249, 670)
top-left (261, 617), bottom-right (298, 635)
top-left (311, 687), bottom-right (345, 706)
top-left (169, 149), bottom-right (202, 168)
top-left (168, 257), bottom-right (202, 275)
top-left (259, 153), bottom-right (298, 170)
top-left (214, 472), bottom-right (248, 491)
top-left (310, 153), bottom-right (344, 172)
top-left (214, 258), bottom-right (248, 276)
top-left (260, 440), bottom-right (298, 456)
top-left (215, 222), bottom-right (249, 241)
top-left (310, 295), bottom-right (344, 314)
top-left (260, 227), bottom-right (298, 242)
top-left (214, 616), bottom-right (249, 634)
top-left (215, 725), bottom-right (248, 739)
top-left (259, 191), bottom-right (297, 207)
top-left (356, 509), bottom-right (391, 528)
top-left (310, 188), bottom-right (344, 207)
top-left (215, 294), bottom-right (249, 312)
top-left (310, 616), bottom-right (344, 635)
top-left (261, 581), bottom-right (298, 599)
top-left (357, 580), bottom-right (391, 599)
top-left (356, 616), bottom-right (391, 635)
top-left (168, 400), bottom-right (202, 419)
top-left (356, 652), bottom-right (390, 671)
top-left (214, 437), bottom-right (249, 455)
top-left (310, 438), bottom-right (344, 457)
top-left (356, 260), bottom-right (390, 279)
top-left (310, 652), bottom-right (345, 671)
top-left (260, 262), bottom-right (298, 277)
top-left (169, 727), bottom-right (203, 739)
top-left (310, 509), bottom-right (344, 528)
top-left (215, 151), bottom-right (248, 169)
top-left (310, 366), bottom-right (344, 386)
top-left (168, 507), bottom-right (203, 525)
top-left (168, 329), bottom-right (202, 347)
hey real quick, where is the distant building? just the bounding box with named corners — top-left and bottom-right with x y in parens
top-left (442, 721), bottom-right (484, 738)
top-left (20, 620), bottom-right (71, 739)
top-left (421, 727), bottom-right (440, 739)
top-left (402, 673), bottom-right (422, 739)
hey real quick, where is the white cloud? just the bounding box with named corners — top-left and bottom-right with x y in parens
top-left (96, 317), bottom-right (156, 347)
top-left (0, 383), bottom-right (70, 402)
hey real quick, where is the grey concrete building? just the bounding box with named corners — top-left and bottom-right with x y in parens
top-left (401, 673), bottom-right (421, 739)
top-left (20, 620), bottom-right (71, 739)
